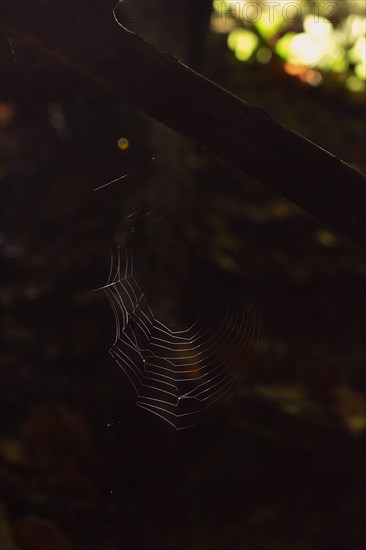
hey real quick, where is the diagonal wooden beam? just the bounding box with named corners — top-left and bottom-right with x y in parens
top-left (1, 0), bottom-right (365, 248)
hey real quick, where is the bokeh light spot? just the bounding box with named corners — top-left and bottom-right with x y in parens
top-left (257, 47), bottom-right (272, 64)
top-left (117, 137), bottom-right (130, 151)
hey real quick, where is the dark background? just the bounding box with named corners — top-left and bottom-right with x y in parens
top-left (1, 1), bottom-right (366, 549)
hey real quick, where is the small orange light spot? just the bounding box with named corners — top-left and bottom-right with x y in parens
top-left (0, 102), bottom-right (16, 127)
top-left (284, 62), bottom-right (307, 76)
top-left (300, 69), bottom-right (323, 86)
top-left (117, 137), bottom-right (129, 151)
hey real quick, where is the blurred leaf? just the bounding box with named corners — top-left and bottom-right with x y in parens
top-left (333, 385), bottom-right (366, 435)
top-left (227, 29), bottom-right (259, 61)
top-left (0, 439), bottom-right (25, 466)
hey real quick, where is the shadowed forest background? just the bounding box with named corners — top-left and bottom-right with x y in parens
top-left (1, 1), bottom-right (366, 548)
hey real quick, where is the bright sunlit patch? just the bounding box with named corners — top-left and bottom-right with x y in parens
top-left (227, 29), bottom-right (259, 61)
top-left (355, 62), bottom-right (366, 80)
top-left (330, 58), bottom-right (349, 73)
top-left (288, 33), bottom-right (325, 66)
top-left (304, 15), bottom-right (333, 40)
top-left (227, 28), bottom-right (240, 50)
top-left (117, 137), bottom-right (129, 151)
top-left (254, 5), bottom-right (284, 39)
top-left (216, 0), bottom-right (365, 92)
top-left (349, 36), bottom-right (366, 65)
top-left (346, 75), bottom-right (366, 92)
top-left (275, 33), bottom-right (297, 59)
top-left (346, 14), bottom-right (366, 41)
top-left (275, 18), bottom-right (343, 72)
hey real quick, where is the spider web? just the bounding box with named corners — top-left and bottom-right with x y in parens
top-left (97, 244), bottom-right (259, 429)
top-left (95, 163), bottom-right (262, 430)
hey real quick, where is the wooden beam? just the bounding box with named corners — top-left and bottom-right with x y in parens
top-left (1, 0), bottom-right (365, 248)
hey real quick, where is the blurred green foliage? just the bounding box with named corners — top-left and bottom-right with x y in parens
top-left (212, 0), bottom-right (366, 93)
